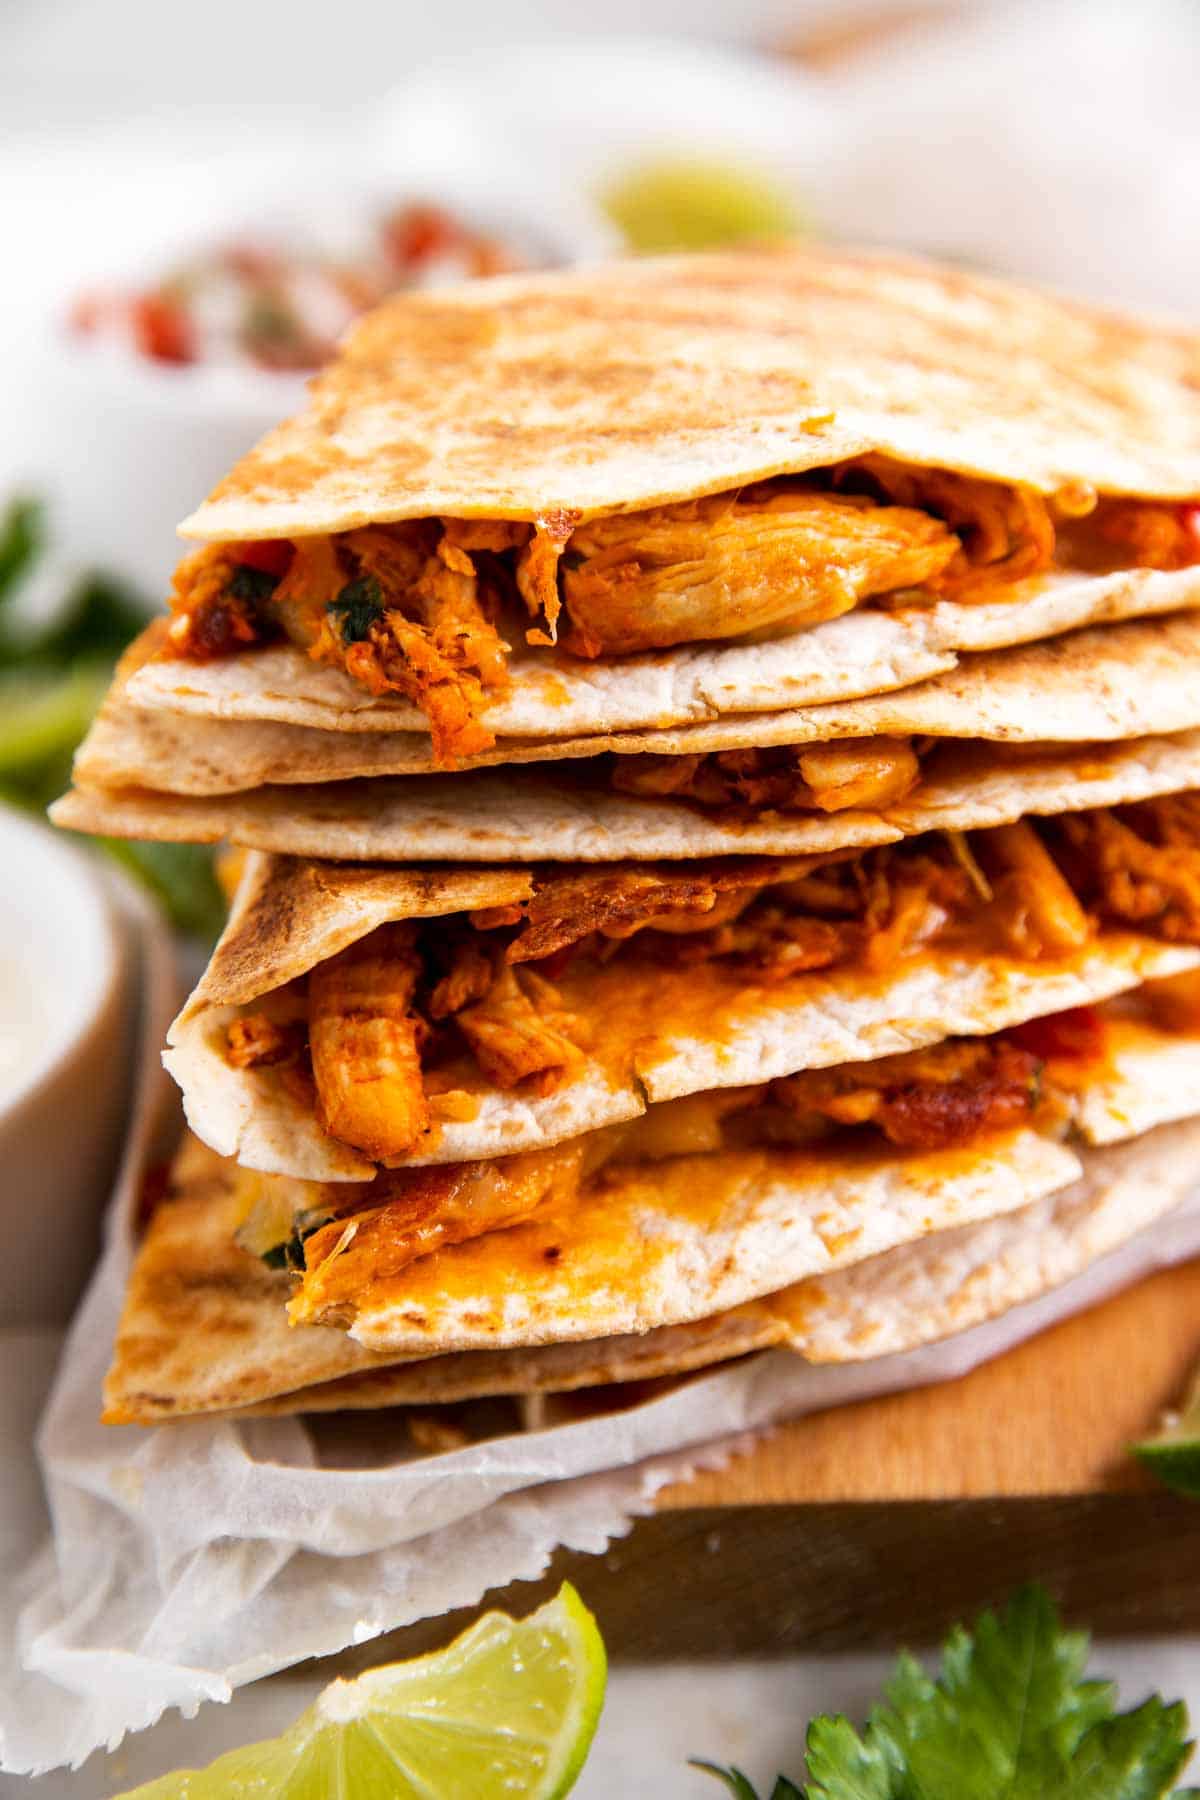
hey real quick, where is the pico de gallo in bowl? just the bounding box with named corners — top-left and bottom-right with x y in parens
top-left (68, 200), bottom-right (540, 373)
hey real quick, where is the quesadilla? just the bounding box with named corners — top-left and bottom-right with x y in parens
top-left (125, 564), bottom-right (1200, 748)
top-left (237, 1111), bottom-right (1200, 1417)
top-left (49, 726), bottom-right (1200, 864)
top-left (777, 1113), bottom-right (1200, 1363)
top-left (159, 797), bottom-right (1200, 1179)
top-left (241, 996), bottom-right (1200, 1356)
top-left (102, 1000), bottom-right (1200, 1421)
top-left (68, 610), bottom-right (1200, 797)
top-left (137, 249), bottom-right (1200, 763)
top-left (71, 246), bottom-right (1200, 1445)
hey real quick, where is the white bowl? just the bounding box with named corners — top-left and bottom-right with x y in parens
top-left (7, 156), bottom-right (615, 604)
top-left (14, 329), bottom-right (297, 604)
top-left (0, 807), bottom-right (132, 1324)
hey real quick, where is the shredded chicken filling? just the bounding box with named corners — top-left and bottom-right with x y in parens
top-left (224, 800), bottom-right (1200, 1166)
top-left (236, 1002), bottom-right (1113, 1299)
top-left (609, 736), bottom-right (923, 815)
top-left (165, 459), bottom-right (1199, 765)
top-left (1052, 794), bottom-right (1200, 943)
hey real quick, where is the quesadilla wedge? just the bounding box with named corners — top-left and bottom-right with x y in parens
top-left (49, 724), bottom-right (1200, 863)
top-left (255, 996), bottom-right (1200, 1355)
top-left (104, 1124), bottom-right (782, 1420)
top-left (149, 249), bottom-right (1200, 763)
top-left (778, 1112), bottom-right (1200, 1363)
top-left (71, 611), bottom-right (1200, 797)
top-left (160, 798), bottom-right (1200, 1179)
top-left (129, 565), bottom-right (1200, 748)
top-left (102, 1002), bottom-right (1200, 1419)
top-left (235, 1111), bottom-right (1200, 1417)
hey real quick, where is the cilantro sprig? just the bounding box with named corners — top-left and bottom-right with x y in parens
top-left (328, 574), bottom-right (383, 644)
top-left (0, 495), bottom-right (225, 938)
top-left (694, 1587), bottom-right (1196, 1800)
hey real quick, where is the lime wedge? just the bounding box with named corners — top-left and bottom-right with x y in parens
top-left (602, 157), bottom-right (804, 254)
top-left (113, 1582), bottom-right (606, 1799)
top-left (1134, 1356), bottom-right (1200, 1496)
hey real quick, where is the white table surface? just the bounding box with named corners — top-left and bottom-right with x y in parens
top-left (5, 1638), bottom-right (1199, 1797)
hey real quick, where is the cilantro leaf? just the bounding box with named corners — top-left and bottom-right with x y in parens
top-left (98, 838), bottom-right (227, 942)
top-left (689, 1763), bottom-right (761, 1799)
top-left (327, 575), bottom-right (383, 643)
top-left (228, 563), bottom-right (281, 605)
top-left (694, 1587), bottom-right (1194, 1800)
top-left (0, 495), bottom-right (42, 606)
top-left (690, 1766), bottom-right (802, 1800)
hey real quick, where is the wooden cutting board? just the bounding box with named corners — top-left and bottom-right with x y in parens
top-left (660, 1255), bottom-right (1200, 1505)
top-left (333, 1262), bottom-right (1200, 1665)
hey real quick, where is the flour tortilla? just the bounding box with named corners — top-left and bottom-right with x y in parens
top-left (101, 1135), bottom-right (407, 1424)
top-left (106, 1131), bottom-right (782, 1423)
top-left (238, 1309), bottom-right (779, 1417)
top-left (776, 1113), bottom-right (1200, 1362)
top-left (199, 852), bottom-right (534, 1011)
top-left (181, 247), bottom-right (1200, 547)
top-left (50, 728), bottom-right (1200, 862)
top-left (135, 1109), bottom-right (1200, 1422)
top-left (125, 568), bottom-right (1200, 743)
top-left (246, 1112), bottom-right (1200, 1413)
top-left (77, 611), bottom-right (1200, 796)
top-left (287, 1024), bottom-right (1200, 1355)
top-left (163, 822), bottom-right (1200, 1182)
top-left (291, 1090), bottom-right (1191, 1359)
top-left (105, 1040), bottom-right (1200, 1421)
top-left (167, 903), bottom-right (1200, 1179)
top-left (105, 1124), bottom-right (1080, 1420)
top-left (1073, 1017), bottom-right (1200, 1145)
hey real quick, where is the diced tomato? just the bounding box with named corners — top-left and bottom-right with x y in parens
top-left (382, 203), bottom-right (462, 269)
top-left (73, 200), bottom-right (528, 374)
top-left (69, 290), bottom-right (108, 334)
top-left (130, 293), bottom-right (195, 365)
top-left (223, 242), bottom-right (282, 282)
top-left (1007, 1004), bottom-right (1106, 1062)
top-left (233, 539), bottom-right (294, 577)
top-left (186, 595), bottom-right (261, 657)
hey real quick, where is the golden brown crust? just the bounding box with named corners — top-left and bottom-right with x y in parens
top-left (183, 248), bottom-right (1200, 547)
top-left (101, 1139), bottom-right (388, 1423)
top-left (196, 854), bottom-right (534, 1008)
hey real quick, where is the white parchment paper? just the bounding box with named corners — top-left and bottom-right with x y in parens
top-left (4, 893), bottom-right (1200, 1776)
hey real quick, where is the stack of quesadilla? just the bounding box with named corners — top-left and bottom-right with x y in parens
top-left (51, 247), bottom-right (1200, 1425)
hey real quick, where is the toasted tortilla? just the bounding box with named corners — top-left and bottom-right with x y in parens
top-left (1074, 1017), bottom-right (1200, 1144)
top-left (161, 821), bottom-right (1200, 1183)
top-left (105, 1042), bottom-right (1200, 1422)
top-left (776, 1114), bottom-right (1200, 1362)
top-left (284, 1024), bottom-right (1200, 1356)
top-left (182, 248), bottom-right (1200, 548)
top-left (105, 1125), bottom-right (1080, 1421)
top-left (125, 568), bottom-right (1200, 743)
top-left (101, 1136), bottom-right (402, 1424)
top-left (243, 1113), bottom-right (1200, 1413)
top-left (238, 1308), bottom-right (779, 1417)
top-left (51, 729), bottom-right (1200, 862)
top-left (170, 936), bottom-right (1200, 1188)
top-left (201, 853), bottom-right (534, 1010)
top-left (77, 612), bottom-right (1200, 796)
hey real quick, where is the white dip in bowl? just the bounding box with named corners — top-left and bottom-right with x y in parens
top-left (0, 806), bottom-right (132, 1324)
